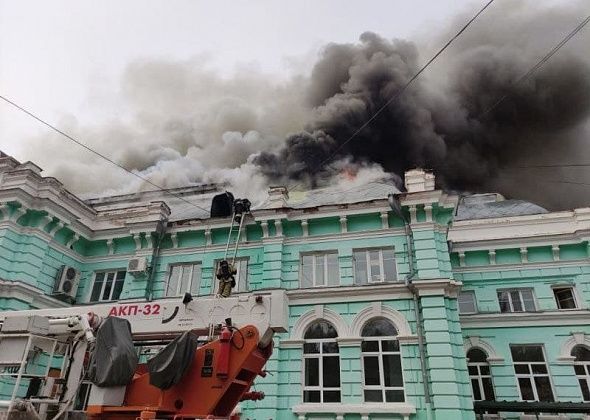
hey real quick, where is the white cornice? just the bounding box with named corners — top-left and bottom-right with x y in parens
top-left (292, 403), bottom-right (416, 417)
top-left (286, 283), bottom-right (413, 304)
top-left (0, 279), bottom-right (71, 309)
top-left (453, 258), bottom-right (589, 273)
top-left (460, 310), bottom-right (590, 328)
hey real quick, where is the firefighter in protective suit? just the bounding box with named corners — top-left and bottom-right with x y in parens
top-left (216, 260), bottom-right (237, 298)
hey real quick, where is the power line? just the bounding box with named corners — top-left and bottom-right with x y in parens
top-left (480, 14), bottom-right (590, 117)
top-left (513, 163), bottom-right (590, 169)
top-left (289, 0), bottom-right (496, 192)
top-left (0, 94), bottom-right (211, 214)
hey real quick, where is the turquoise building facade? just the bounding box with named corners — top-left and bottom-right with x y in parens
top-left (1, 151), bottom-right (590, 420)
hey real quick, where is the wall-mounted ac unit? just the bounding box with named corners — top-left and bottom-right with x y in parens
top-left (53, 265), bottom-right (81, 300)
top-left (127, 257), bottom-right (148, 276)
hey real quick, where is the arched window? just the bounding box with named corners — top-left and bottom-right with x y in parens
top-left (572, 345), bottom-right (590, 401)
top-left (467, 348), bottom-right (495, 401)
top-left (303, 320), bottom-right (341, 403)
top-left (361, 318), bottom-right (404, 402)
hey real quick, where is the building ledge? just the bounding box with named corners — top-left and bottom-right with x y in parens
top-left (460, 309), bottom-right (590, 328)
top-left (0, 279), bottom-right (70, 309)
top-left (292, 402), bottom-right (416, 420)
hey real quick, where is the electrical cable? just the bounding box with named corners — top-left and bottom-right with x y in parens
top-left (0, 94), bottom-right (211, 215)
top-left (288, 0), bottom-right (496, 193)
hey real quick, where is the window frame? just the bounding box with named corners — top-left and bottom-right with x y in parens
top-left (89, 269), bottom-right (126, 302)
top-left (165, 262), bottom-right (202, 297)
top-left (572, 345), bottom-right (590, 402)
top-left (302, 322), bottom-right (341, 403)
top-left (360, 319), bottom-right (405, 403)
top-left (212, 257), bottom-right (249, 294)
top-left (353, 247), bottom-right (397, 285)
top-left (300, 251), bottom-right (340, 288)
top-left (497, 288), bottom-right (536, 313)
top-left (458, 291), bottom-right (478, 314)
top-left (552, 285), bottom-right (578, 310)
top-left (467, 348), bottom-right (495, 401)
top-left (511, 344), bottom-right (555, 402)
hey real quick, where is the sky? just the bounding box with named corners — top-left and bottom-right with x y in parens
top-left (0, 0), bottom-right (588, 211)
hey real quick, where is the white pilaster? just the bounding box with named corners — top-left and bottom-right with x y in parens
top-left (260, 221), bottom-right (269, 238)
top-left (380, 211), bottom-right (389, 229)
top-left (552, 245), bottom-right (560, 261)
top-left (275, 219), bottom-right (283, 237)
top-left (106, 239), bottom-right (114, 255)
top-left (170, 232), bottom-right (178, 248)
top-left (340, 215), bottom-right (348, 233)
top-left (301, 219), bottom-right (309, 237)
top-left (424, 204), bottom-right (433, 222)
top-left (488, 249), bottom-right (496, 265)
top-left (520, 247), bottom-right (528, 263)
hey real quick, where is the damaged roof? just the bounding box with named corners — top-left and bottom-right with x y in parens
top-left (454, 194), bottom-right (548, 221)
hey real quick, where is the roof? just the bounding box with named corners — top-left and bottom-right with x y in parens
top-left (454, 194), bottom-right (548, 221)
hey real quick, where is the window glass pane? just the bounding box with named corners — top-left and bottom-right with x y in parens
top-left (167, 266), bottom-right (181, 296)
top-left (327, 253), bottom-right (339, 286)
top-left (322, 342), bottom-right (339, 354)
top-left (574, 365), bottom-right (586, 375)
top-left (459, 292), bottom-right (476, 313)
top-left (364, 389), bottom-right (382, 402)
top-left (301, 255), bottom-right (313, 288)
top-left (361, 319), bottom-right (397, 337)
top-left (534, 376), bottom-right (554, 402)
top-left (468, 365), bottom-right (478, 375)
top-left (361, 340), bottom-right (379, 352)
top-left (579, 379), bottom-right (590, 401)
top-left (518, 377), bottom-right (535, 400)
top-left (572, 346), bottom-right (590, 361)
top-left (381, 340), bottom-right (400, 352)
top-left (363, 357), bottom-right (380, 385)
top-left (521, 289), bottom-right (536, 311)
top-left (190, 264), bottom-right (201, 295)
top-left (512, 346), bottom-right (545, 362)
top-left (383, 354), bottom-right (403, 387)
top-left (532, 364), bottom-right (547, 374)
top-left (482, 377), bottom-right (495, 401)
top-left (180, 266), bottom-right (191, 294)
top-left (514, 364), bottom-right (530, 374)
top-left (385, 390), bottom-right (405, 402)
top-left (323, 357), bottom-right (340, 387)
top-left (304, 343), bottom-right (320, 354)
top-left (102, 272), bottom-right (115, 300)
top-left (90, 273), bottom-right (104, 302)
top-left (369, 250), bottom-right (381, 282)
top-left (480, 365), bottom-right (490, 376)
top-left (498, 291), bottom-right (510, 312)
top-left (511, 291), bottom-right (523, 312)
top-left (303, 390), bottom-right (320, 403)
top-left (467, 349), bottom-right (487, 363)
top-left (315, 255), bottom-right (325, 286)
top-left (554, 288), bottom-right (576, 309)
top-left (382, 248), bottom-right (396, 281)
top-left (112, 277), bottom-right (124, 300)
top-left (304, 321), bottom-right (338, 339)
top-left (323, 391), bottom-right (340, 402)
top-left (354, 251), bottom-right (368, 285)
top-left (304, 358), bottom-right (319, 386)
top-left (471, 378), bottom-right (482, 400)
top-left (237, 259), bottom-right (248, 292)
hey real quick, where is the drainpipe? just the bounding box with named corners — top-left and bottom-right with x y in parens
top-left (145, 216), bottom-right (168, 302)
top-left (388, 194), bottom-right (433, 419)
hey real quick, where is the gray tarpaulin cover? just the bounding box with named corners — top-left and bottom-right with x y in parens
top-left (147, 331), bottom-right (200, 390)
top-left (88, 316), bottom-right (138, 387)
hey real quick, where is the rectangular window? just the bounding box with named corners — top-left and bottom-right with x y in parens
top-left (497, 289), bottom-right (535, 313)
top-left (213, 258), bottom-right (248, 293)
top-left (553, 286), bottom-right (577, 310)
top-left (511, 345), bottom-right (554, 402)
top-left (165, 263), bottom-right (202, 297)
top-left (89, 270), bottom-right (125, 302)
top-left (458, 291), bottom-right (477, 314)
top-left (353, 248), bottom-right (397, 285)
top-left (303, 338), bottom-right (341, 402)
top-left (301, 252), bottom-right (339, 288)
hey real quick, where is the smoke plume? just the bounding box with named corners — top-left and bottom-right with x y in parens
top-left (22, 1), bottom-right (590, 210)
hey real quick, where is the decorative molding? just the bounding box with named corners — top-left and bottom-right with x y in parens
top-left (205, 228), bottom-right (212, 246)
top-left (558, 333), bottom-right (590, 363)
top-left (132, 233), bottom-right (142, 251)
top-left (301, 219), bottom-right (308, 237)
top-left (170, 233), bottom-right (178, 248)
top-left (520, 247), bottom-right (528, 263)
top-left (411, 279), bottom-right (462, 298)
top-left (350, 303), bottom-right (412, 337)
top-left (0, 203), bottom-right (8, 220)
top-left (459, 251), bottom-right (466, 267)
top-left (49, 221), bottom-right (65, 237)
top-left (292, 403), bottom-right (415, 419)
top-left (40, 214), bottom-right (54, 231)
top-left (335, 337), bottom-right (363, 346)
top-left (65, 233), bottom-right (80, 249)
top-left (552, 244), bottom-right (560, 261)
top-left (464, 336), bottom-right (504, 365)
top-left (291, 306), bottom-right (350, 340)
top-left (340, 215), bottom-right (348, 233)
top-left (0, 279), bottom-right (70, 309)
top-left (380, 211), bottom-right (389, 229)
top-left (286, 283), bottom-right (414, 305)
top-left (275, 219), bottom-right (283, 237)
top-left (11, 206), bottom-right (27, 222)
top-left (106, 239), bottom-right (114, 255)
top-left (424, 204), bottom-right (433, 222)
top-left (488, 249), bottom-right (496, 265)
top-left (460, 310), bottom-right (590, 328)
top-left (260, 221), bottom-right (269, 238)
top-left (408, 205), bottom-right (417, 224)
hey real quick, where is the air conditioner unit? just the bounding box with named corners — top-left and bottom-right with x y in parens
top-left (127, 257), bottom-right (148, 276)
top-left (53, 265), bottom-right (81, 299)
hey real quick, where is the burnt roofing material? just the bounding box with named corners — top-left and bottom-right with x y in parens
top-left (454, 194), bottom-right (548, 221)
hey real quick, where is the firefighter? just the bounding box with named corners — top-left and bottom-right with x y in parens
top-left (232, 198), bottom-right (251, 224)
top-left (216, 260), bottom-right (237, 298)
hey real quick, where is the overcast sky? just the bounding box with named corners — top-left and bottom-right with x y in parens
top-left (0, 0), bottom-right (506, 159)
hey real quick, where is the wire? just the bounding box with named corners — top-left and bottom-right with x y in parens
top-left (289, 0), bottom-right (496, 192)
top-left (479, 14), bottom-right (590, 117)
top-left (0, 94), bottom-right (211, 214)
top-left (513, 163), bottom-right (590, 169)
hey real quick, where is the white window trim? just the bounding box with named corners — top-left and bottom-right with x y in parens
top-left (89, 270), bottom-right (126, 302)
top-left (212, 257), bottom-right (249, 294)
top-left (361, 334), bottom-right (405, 403)
top-left (512, 345), bottom-right (555, 402)
top-left (467, 350), bottom-right (495, 401)
top-left (458, 291), bottom-right (478, 314)
top-left (300, 252), bottom-right (340, 288)
top-left (551, 285), bottom-right (578, 310)
top-left (302, 337), bottom-right (341, 403)
top-left (165, 262), bottom-right (202, 297)
top-left (353, 248), bottom-right (398, 284)
top-left (497, 289), bottom-right (536, 313)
